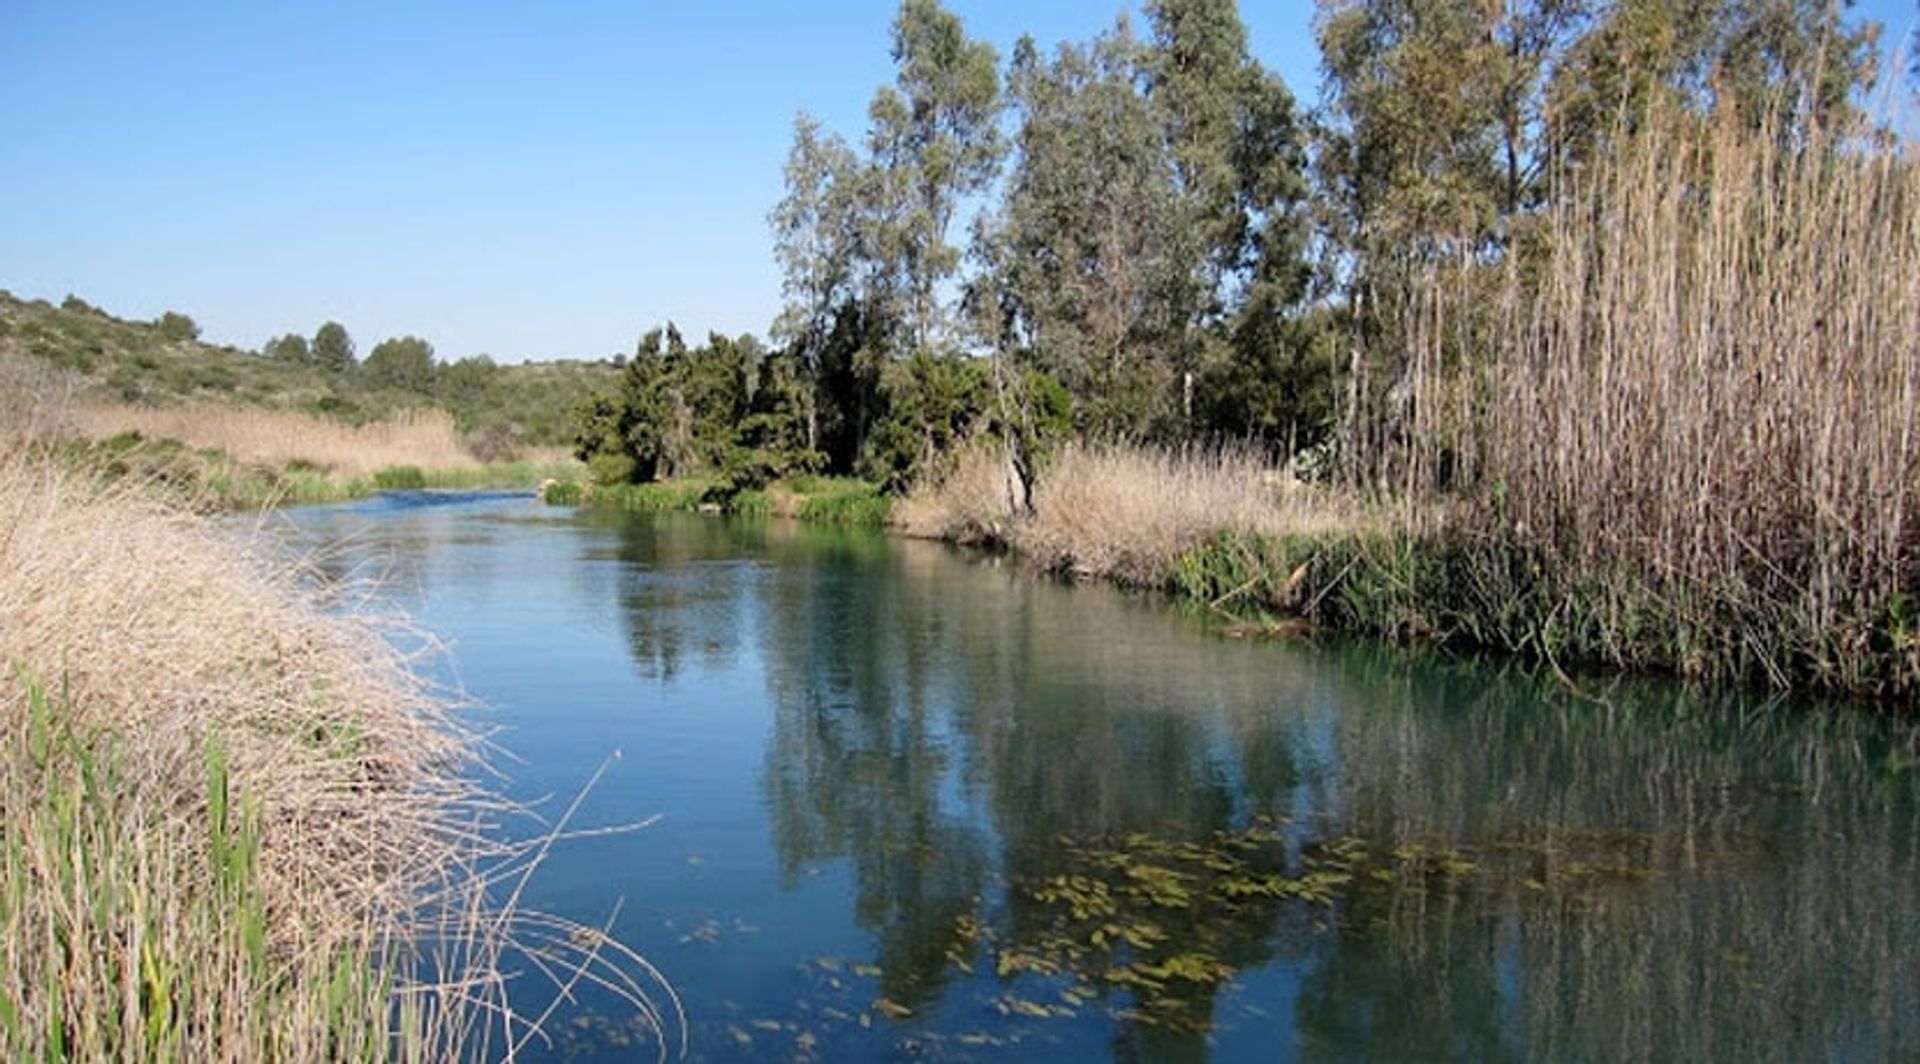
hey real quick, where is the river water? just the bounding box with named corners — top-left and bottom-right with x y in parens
top-left (276, 491), bottom-right (1920, 1062)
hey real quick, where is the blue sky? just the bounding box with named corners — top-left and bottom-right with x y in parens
top-left (0, 2), bottom-right (1911, 363)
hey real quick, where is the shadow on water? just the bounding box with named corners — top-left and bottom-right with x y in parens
top-left (270, 502), bottom-right (1920, 1060)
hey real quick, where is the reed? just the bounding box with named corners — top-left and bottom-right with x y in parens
top-left (0, 456), bottom-right (678, 1059)
top-left (902, 440), bottom-right (1374, 590)
top-left (72, 403), bottom-right (479, 478)
top-left (1386, 108), bottom-right (1920, 693)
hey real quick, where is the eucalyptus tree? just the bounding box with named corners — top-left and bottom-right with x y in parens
top-left (1545, 0), bottom-right (1879, 155)
top-left (984, 23), bottom-right (1188, 439)
top-left (1144, 0), bottom-right (1315, 430)
top-left (868, 0), bottom-right (1005, 356)
top-left (770, 0), bottom-right (1003, 477)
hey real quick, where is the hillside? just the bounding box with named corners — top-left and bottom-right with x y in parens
top-left (0, 289), bottom-right (616, 450)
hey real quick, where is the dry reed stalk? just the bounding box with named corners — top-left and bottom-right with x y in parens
top-left (0, 457), bottom-right (679, 1058)
top-left (73, 402), bottom-right (479, 476)
top-left (0, 350), bottom-right (84, 445)
top-left (892, 441), bottom-right (1025, 543)
top-left (1399, 109), bottom-right (1920, 688)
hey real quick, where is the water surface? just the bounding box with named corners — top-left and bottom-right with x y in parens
top-left (277, 492), bottom-right (1920, 1061)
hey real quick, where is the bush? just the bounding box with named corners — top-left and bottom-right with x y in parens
top-left (373, 465), bottom-right (427, 490)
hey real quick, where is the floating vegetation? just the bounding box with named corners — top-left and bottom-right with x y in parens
top-left (994, 814), bottom-right (1666, 1029)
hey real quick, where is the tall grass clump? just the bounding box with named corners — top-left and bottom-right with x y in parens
top-left (1020, 442), bottom-right (1364, 589)
top-left (73, 403), bottom-right (479, 478)
top-left (1392, 108), bottom-right (1920, 694)
top-left (0, 456), bottom-right (678, 1058)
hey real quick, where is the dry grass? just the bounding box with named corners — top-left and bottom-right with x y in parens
top-left (891, 441), bottom-right (1025, 544)
top-left (0, 349), bottom-right (84, 444)
top-left (74, 402), bottom-right (479, 477)
top-left (0, 455), bottom-right (677, 1058)
top-left (906, 440), bottom-right (1373, 589)
top-left (1390, 109), bottom-right (1920, 690)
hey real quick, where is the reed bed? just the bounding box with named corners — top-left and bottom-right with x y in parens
top-left (1390, 110), bottom-right (1920, 693)
top-left (904, 441), bottom-right (1373, 590)
top-left (0, 455), bottom-right (677, 1059)
top-left (73, 403), bottom-right (479, 477)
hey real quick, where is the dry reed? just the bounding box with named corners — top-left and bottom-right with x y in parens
top-left (0, 455), bottom-right (678, 1058)
top-left (1394, 109), bottom-right (1920, 690)
top-left (905, 440), bottom-right (1371, 589)
top-left (74, 402), bottom-right (479, 477)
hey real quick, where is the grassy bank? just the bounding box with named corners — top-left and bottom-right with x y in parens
top-left (547, 473), bottom-right (892, 527)
top-left (0, 456), bottom-right (674, 1058)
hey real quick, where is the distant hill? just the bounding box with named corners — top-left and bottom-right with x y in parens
top-left (0, 289), bottom-right (616, 450)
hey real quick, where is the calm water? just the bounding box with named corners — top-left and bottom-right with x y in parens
top-left (277, 491), bottom-right (1920, 1062)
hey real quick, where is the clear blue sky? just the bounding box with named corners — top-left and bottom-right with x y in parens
top-left (0, 2), bottom-right (1911, 363)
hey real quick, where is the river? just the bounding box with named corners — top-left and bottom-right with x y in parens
top-left (275, 490), bottom-right (1920, 1062)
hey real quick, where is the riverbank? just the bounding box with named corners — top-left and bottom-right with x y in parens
top-left (546, 424), bottom-right (1918, 704)
top-left (0, 453), bottom-right (674, 1058)
top-left (54, 402), bottom-right (585, 510)
top-left (544, 473), bottom-right (891, 527)
top-left (896, 439), bottom-right (1919, 702)
top-left (0, 455), bottom-right (486, 1056)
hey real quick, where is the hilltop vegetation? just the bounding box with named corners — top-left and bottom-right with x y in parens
top-left (0, 289), bottom-right (615, 455)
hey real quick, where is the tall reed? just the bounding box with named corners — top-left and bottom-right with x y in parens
top-left (73, 403), bottom-right (479, 477)
top-left (1394, 109), bottom-right (1920, 692)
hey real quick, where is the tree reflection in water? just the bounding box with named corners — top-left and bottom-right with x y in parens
top-left (607, 516), bottom-right (1920, 1058)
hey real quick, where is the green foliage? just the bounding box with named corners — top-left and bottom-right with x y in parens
top-left (372, 465), bottom-right (427, 490)
top-left (311, 321), bottom-right (355, 373)
top-left (156, 311), bottom-right (200, 343)
top-left (361, 335), bottom-right (435, 394)
top-left (572, 327), bottom-right (678, 484)
top-left (571, 325), bottom-right (816, 494)
top-left (262, 332), bottom-right (310, 363)
top-left (859, 351), bottom-right (990, 491)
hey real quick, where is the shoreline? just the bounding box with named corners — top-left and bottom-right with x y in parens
top-left (545, 456), bottom-right (1918, 709)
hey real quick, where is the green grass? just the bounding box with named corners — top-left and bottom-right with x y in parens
top-left (1, 677), bottom-right (401, 1059)
top-left (543, 473), bottom-right (893, 527)
top-left (416, 459), bottom-right (586, 490)
top-left (577, 477), bottom-right (722, 513)
top-left (785, 477), bottom-right (891, 527)
top-left (373, 464), bottom-right (428, 490)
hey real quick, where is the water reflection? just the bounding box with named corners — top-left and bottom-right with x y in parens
top-left (272, 498), bottom-right (1920, 1059)
top-left (730, 521), bottom-right (1920, 1059)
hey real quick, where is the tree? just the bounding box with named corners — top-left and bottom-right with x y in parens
top-left (727, 349), bottom-right (824, 490)
top-left (983, 24), bottom-right (1187, 439)
top-left (312, 321), bottom-right (355, 373)
top-left (363, 336), bottom-right (437, 393)
top-left (436, 354), bottom-right (500, 405)
top-left (1545, 0), bottom-right (1877, 161)
top-left (574, 328), bottom-right (676, 484)
top-left (155, 311), bottom-right (199, 343)
top-left (262, 333), bottom-right (311, 363)
top-left (770, 113), bottom-right (881, 468)
top-left (1145, 0), bottom-right (1316, 430)
top-left (866, 0), bottom-right (1005, 354)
